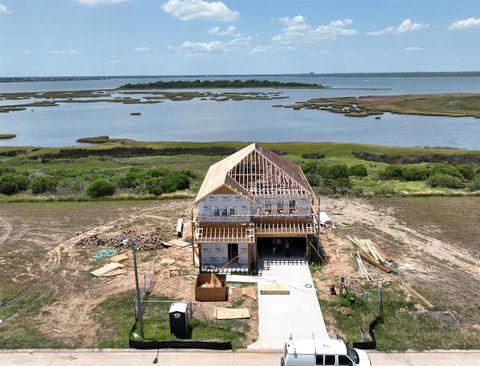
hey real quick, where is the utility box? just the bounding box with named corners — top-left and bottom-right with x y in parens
top-left (169, 302), bottom-right (189, 339)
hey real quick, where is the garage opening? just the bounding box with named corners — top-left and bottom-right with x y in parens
top-left (257, 237), bottom-right (307, 260)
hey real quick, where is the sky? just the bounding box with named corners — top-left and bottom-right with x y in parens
top-left (0, 0), bottom-right (479, 76)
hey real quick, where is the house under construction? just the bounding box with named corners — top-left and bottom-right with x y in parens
top-left (192, 143), bottom-right (322, 271)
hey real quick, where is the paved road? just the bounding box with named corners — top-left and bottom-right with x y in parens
top-left (2, 350), bottom-right (480, 366)
top-left (230, 261), bottom-right (328, 349)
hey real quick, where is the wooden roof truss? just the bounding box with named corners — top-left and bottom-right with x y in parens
top-left (228, 149), bottom-right (311, 198)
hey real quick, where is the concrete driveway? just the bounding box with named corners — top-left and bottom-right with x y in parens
top-left (230, 261), bottom-right (328, 350)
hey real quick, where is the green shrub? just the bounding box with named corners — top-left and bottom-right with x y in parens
top-left (146, 178), bottom-right (163, 196)
top-left (430, 164), bottom-right (463, 180)
top-left (160, 173), bottom-right (190, 193)
top-left (402, 165), bottom-right (430, 181)
top-left (379, 165), bottom-right (405, 180)
top-left (86, 179), bottom-right (116, 198)
top-left (379, 164), bottom-right (429, 181)
top-left (30, 175), bottom-right (57, 194)
top-left (0, 174), bottom-right (29, 195)
top-left (348, 164), bottom-right (368, 177)
top-left (14, 174), bottom-right (30, 191)
top-left (468, 175), bottom-right (480, 191)
top-left (426, 173), bottom-right (464, 189)
top-left (319, 164), bottom-right (349, 180)
top-left (0, 174), bottom-right (19, 195)
top-left (301, 160), bottom-right (318, 174)
top-left (456, 164), bottom-right (476, 180)
top-left (117, 168), bottom-right (147, 189)
top-left (306, 173), bottom-right (321, 187)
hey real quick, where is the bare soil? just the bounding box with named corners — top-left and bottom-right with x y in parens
top-left (1, 196), bottom-right (477, 348)
top-left (316, 197), bottom-right (480, 337)
top-left (0, 199), bottom-right (257, 348)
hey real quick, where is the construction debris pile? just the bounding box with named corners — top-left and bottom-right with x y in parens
top-left (347, 235), bottom-right (395, 280)
top-left (76, 227), bottom-right (164, 250)
top-left (347, 235), bottom-right (434, 308)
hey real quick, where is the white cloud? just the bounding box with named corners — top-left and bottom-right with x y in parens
top-left (49, 49), bottom-right (79, 55)
top-left (367, 19), bottom-right (429, 36)
top-left (162, 0), bottom-right (239, 21)
top-left (405, 46), bottom-right (424, 52)
top-left (133, 47), bottom-right (151, 52)
top-left (179, 40), bottom-right (224, 52)
top-left (272, 16), bottom-right (357, 44)
top-left (0, 3), bottom-right (11, 14)
top-left (177, 36), bottom-right (251, 55)
top-left (75, 0), bottom-right (128, 5)
top-left (23, 49), bottom-right (30, 54)
top-left (248, 45), bottom-right (268, 54)
top-left (208, 25), bottom-right (236, 36)
top-left (449, 17), bottom-right (480, 31)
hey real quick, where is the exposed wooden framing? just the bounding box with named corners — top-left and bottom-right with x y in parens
top-left (193, 144), bottom-right (322, 270)
top-left (255, 221), bottom-right (316, 235)
top-left (195, 223), bottom-right (255, 243)
top-left (228, 149), bottom-right (311, 198)
top-left (253, 237), bottom-right (258, 270)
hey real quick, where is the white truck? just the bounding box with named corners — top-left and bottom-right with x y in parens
top-left (281, 338), bottom-right (372, 366)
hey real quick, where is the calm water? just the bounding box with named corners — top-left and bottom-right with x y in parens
top-left (1, 75), bottom-right (480, 148)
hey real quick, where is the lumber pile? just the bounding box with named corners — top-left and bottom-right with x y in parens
top-left (347, 236), bottom-right (434, 309)
top-left (259, 283), bottom-right (290, 295)
top-left (90, 262), bottom-right (126, 277)
top-left (213, 307), bottom-right (250, 320)
top-left (76, 227), bottom-right (164, 250)
top-left (347, 235), bottom-right (395, 276)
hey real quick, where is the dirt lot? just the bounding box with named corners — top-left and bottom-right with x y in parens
top-left (0, 199), bottom-right (257, 348)
top-left (315, 196), bottom-right (480, 347)
top-left (1, 196), bottom-right (479, 349)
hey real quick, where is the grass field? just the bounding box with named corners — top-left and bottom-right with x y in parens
top-left (1, 141), bottom-right (480, 201)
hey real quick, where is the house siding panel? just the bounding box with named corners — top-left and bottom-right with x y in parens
top-left (201, 243), bottom-right (228, 265)
top-left (199, 194), bottom-right (250, 222)
top-left (238, 243), bottom-right (249, 265)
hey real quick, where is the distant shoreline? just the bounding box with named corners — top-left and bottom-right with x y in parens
top-left (2, 71), bottom-right (480, 83)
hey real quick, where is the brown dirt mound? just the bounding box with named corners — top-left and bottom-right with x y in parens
top-left (75, 227), bottom-right (164, 250)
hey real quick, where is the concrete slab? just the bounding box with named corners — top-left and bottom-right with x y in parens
top-left (248, 262), bottom-right (328, 350)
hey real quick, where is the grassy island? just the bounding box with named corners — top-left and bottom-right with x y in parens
top-left (287, 93), bottom-right (480, 118)
top-left (0, 134), bottom-right (16, 139)
top-left (119, 79), bottom-right (325, 90)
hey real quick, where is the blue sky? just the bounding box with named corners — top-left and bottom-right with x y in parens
top-left (0, 0), bottom-right (479, 76)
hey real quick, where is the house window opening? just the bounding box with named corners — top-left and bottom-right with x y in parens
top-left (276, 200), bottom-right (285, 215)
top-left (289, 200), bottom-right (296, 214)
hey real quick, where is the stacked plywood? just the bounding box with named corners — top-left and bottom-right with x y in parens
top-left (213, 307), bottom-right (250, 320)
top-left (259, 283), bottom-right (290, 295)
top-left (90, 263), bottom-right (126, 277)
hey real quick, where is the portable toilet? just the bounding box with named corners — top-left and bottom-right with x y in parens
top-left (169, 302), bottom-right (188, 338)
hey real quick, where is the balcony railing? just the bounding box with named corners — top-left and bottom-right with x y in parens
top-left (255, 221), bottom-right (317, 235)
top-left (195, 224), bottom-right (255, 243)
